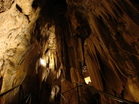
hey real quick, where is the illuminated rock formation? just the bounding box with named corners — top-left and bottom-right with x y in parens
top-left (0, 0), bottom-right (139, 104)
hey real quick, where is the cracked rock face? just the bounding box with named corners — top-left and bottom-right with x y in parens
top-left (0, 0), bottom-right (139, 104)
top-left (0, 0), bottom-right (40, 103)
top-left (0, 0), bottom-right (14, 13)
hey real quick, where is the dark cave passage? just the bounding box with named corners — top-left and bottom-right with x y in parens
top-left (0, 0), bottom-right (139, 104)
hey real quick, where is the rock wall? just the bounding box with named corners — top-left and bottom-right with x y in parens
top-left (0, 0), bottom-right (139, 104)
top-left (65, 0), bottom-right (139, 103)
top-left (0, 0), bottom-right (41, 103)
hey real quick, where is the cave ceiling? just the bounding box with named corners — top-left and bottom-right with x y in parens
top-left (0, 0), bottom-right (139, 104)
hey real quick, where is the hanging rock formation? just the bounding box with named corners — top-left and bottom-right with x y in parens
top-left (0, 0), bottom-right (139, 104)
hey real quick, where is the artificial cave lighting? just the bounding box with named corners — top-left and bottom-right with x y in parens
top-left (84, 76), bottom-right (91, 84)
top-left (40, 58), bottom-right (46, 67)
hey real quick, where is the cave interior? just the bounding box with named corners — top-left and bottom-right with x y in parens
top-left (0, 0), bottom-right (139, 104)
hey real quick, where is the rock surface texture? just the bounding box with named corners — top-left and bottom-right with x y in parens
top-left (0, 0), bottom-right (139, 104)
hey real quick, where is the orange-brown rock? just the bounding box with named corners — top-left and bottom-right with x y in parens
top-left (0, 0), bottom-right (139, 104)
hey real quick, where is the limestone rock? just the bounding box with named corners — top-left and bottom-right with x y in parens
top-left (0, 0), bottom-right (139, 104)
